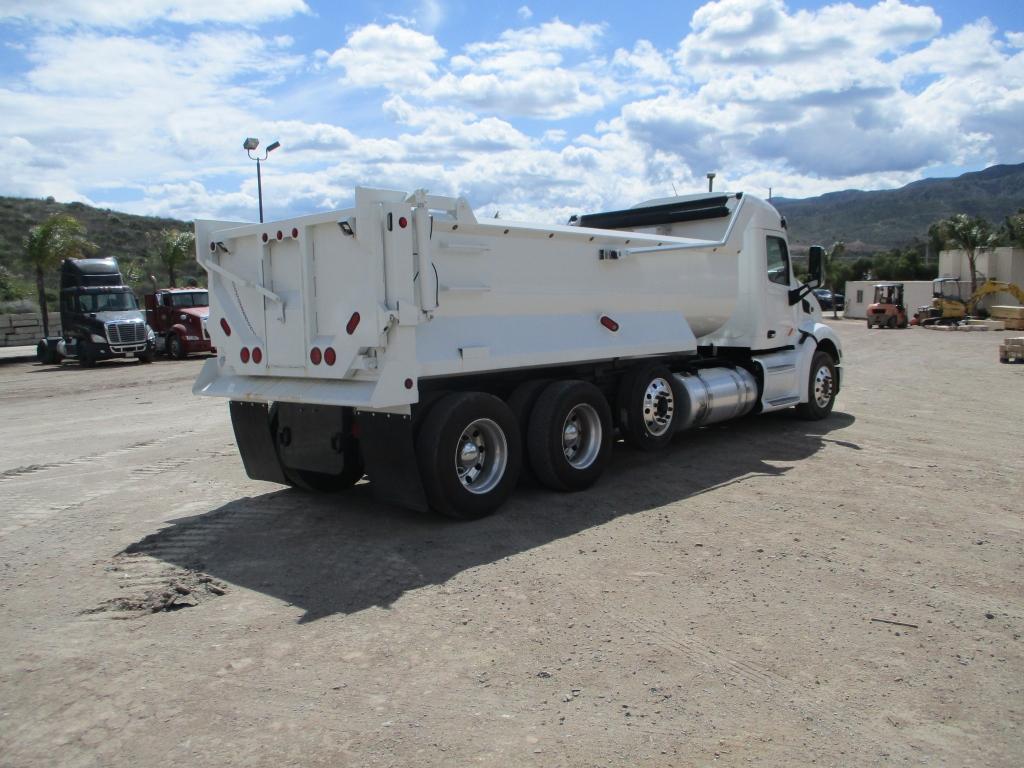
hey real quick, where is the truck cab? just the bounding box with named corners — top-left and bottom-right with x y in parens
top-left (37, 258), bottom-right (155, 367)
top-left (144, 288), bottom-right (214, 359)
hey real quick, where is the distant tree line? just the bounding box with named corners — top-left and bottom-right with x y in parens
top-left (4, 210), bottom-right (199, 316)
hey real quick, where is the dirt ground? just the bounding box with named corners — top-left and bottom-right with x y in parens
top-left (0, 320), bottom-right (1021, 767)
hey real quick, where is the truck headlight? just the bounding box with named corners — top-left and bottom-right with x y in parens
top-left (146, 325), bottom-right (156, 340)
top-left (91, 333), bottom-right (106, 343)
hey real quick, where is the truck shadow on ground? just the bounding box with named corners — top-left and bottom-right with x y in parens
top-left (124, 410), bottom-right (856, 622)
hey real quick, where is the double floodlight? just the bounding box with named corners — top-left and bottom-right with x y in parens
top-left (243, 137), bottom-right (280, 154)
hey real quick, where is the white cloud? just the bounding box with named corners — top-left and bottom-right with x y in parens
top-left (327, 23), bottom-right (446, 88)
top-left (0, 0), bottom-right (309, 28)
top-left (680, 0), bottom-right (941, 69)
top-left (417, 0), bottom-right (444, 32)
top-left (517, 6), bottom-right (533, 21)
top-left (328, 18), bottom-right (610, 119)
top-left (465, 18), bottom-right (604, 55)
top-left (612, 40), bottom-right (674, 82)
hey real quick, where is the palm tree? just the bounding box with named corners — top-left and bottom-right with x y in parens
top-left (1001, 209), bottom-right (1024, 250)
top-left (939, 214), bottom-right (997, 295)
top-left (24, 214), bottom-right (95, 336)
top-left (153, 229), bottom-right (195, 287)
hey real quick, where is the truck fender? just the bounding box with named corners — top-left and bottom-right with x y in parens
top-left (796, 322), bottom-right (842, 403)
top-left (170, 323), bottom-right (189, 338)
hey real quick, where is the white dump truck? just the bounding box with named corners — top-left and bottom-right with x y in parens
top-left (193, 187), bottom-right (842, 518)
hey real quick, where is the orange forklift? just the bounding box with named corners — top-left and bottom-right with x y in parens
top-left (866, 282), bottom-right (908, 328)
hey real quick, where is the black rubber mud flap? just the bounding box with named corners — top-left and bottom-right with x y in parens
top-left (229, 401), bottom-right (288, 485)
top-left (356, 411), bottom-right (430, 513)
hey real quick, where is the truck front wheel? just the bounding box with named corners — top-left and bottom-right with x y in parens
top-left (528, 380), bottom-right (612, 492)
top-left (795, 350), bottom-right (837, 420)
top-left (416, 392), bottom-right (521, 519)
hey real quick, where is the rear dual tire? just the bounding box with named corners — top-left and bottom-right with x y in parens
top-left (416, 392), bottom-right (521, 519)
top-left (527, 380), bottom-right (612, 492)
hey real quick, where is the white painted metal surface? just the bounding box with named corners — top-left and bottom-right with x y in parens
top-left (193, 187), bottom-right (841, 413)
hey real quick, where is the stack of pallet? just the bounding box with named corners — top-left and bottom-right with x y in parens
top-left (1000, 337), bottom-right (1024, 364)
top-left (990, 305), bottom-right (1024, 331)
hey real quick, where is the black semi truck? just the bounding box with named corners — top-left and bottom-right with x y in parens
top-left (37, 258), bottom-right (155, 366)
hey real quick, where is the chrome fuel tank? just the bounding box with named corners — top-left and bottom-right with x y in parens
top-left (672, 367), bottom-right (759, 432)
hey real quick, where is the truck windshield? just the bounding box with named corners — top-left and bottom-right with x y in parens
top-left (170, 291), bottom-right (209, 308)
top-left (79, 292), bottom-right (138, 312)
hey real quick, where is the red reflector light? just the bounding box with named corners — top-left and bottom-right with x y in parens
top-left (346, 312), bottom-right (360, 335)
top-left (291, 227), bottom-right (298, 239)
top-left (251, 347), bottom-right (262, 364)
top-left (600, 315), bottom-right (619, 332)
top-left (404, 378), bottom-right (414, 389)
top-left (220, 318), bottom-right (232, 336)
top-left (398, 216), bottom-right (408, 229)
top-left (261, 233), bottom-right (268, 243)
top-left (240, 347), bottom-right (250, 363)
top-left (324, 347), bottom-right (336, 366)
top-left (310, 347), bottom-right (322, 365)
top-left (276, 230), bottom-right (283, 240)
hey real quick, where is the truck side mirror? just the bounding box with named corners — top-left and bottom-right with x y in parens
top-left (807, 245), bottom-right (825, 289)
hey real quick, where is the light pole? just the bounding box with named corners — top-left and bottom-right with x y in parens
top-left (243, 137), bottom-right (280, 223)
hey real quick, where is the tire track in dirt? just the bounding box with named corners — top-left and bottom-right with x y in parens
top-left (0, 441), bottom-right (234, 539)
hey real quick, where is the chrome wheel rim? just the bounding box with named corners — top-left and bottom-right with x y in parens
top-left (813, 365), bottom-right (834, 408)
top-left (562, 404), bottom-right (601, 469)
top-left (642, 377), bottom-right (675, 436)
top-left (454, 418), bottom-right (507, 494)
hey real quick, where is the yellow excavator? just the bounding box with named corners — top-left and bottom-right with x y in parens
top-left (914, 278), bottom-right (1024, 326)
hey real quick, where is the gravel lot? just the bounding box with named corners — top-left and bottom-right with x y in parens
top-left (1, 320), bottom-right (1021, 767)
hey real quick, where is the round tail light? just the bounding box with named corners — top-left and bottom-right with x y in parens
top-left (324, 347), bottom-right (336, 366)
top-left (240, 347), bottom-right (250, 363)
top-left (251, 347), bottom-right (262, 364)
top-left (310, 347), bottom-right (322, 365)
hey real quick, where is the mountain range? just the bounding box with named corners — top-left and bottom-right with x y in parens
top-left (2, 163), bottom-right (1022, 290)
top-left (774, 163), bottom-right (1024, 254)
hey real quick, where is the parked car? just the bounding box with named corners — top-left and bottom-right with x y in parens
top-left (813, 288), bottom-right (845, 311)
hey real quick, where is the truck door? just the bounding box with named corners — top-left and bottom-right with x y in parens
top-left (763, 232), bottom-right (799, 344)
top-left (756, 231), bottom-right (803, 408)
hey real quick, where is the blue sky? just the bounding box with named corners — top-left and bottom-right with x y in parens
top-left (1, 0), bottom-right (1021, 224)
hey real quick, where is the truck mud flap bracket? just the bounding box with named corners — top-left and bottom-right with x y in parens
top-left (356, 411), bottom-right (430, 513)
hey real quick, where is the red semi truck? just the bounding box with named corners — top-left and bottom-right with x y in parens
top-left (144, 288), bottom-right (215, 358)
